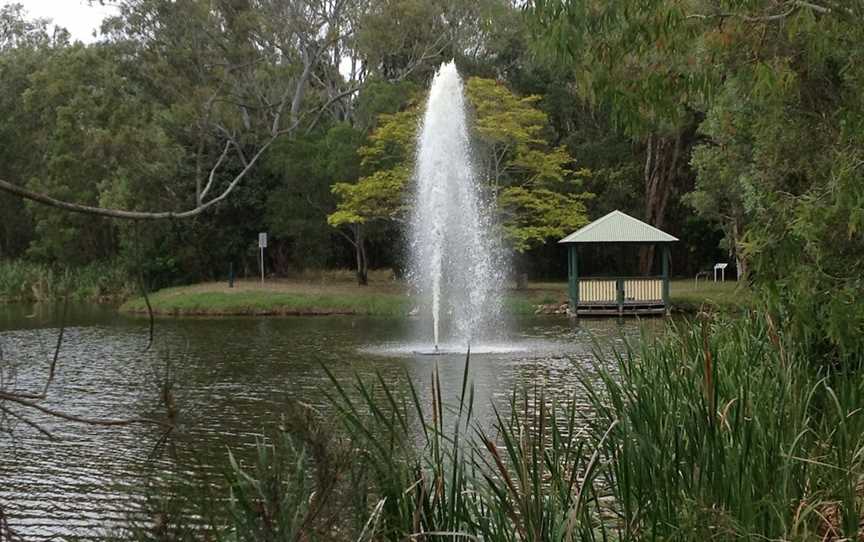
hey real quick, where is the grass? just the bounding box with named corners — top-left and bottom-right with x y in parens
top-left (120, 275), bottom-right (409, 316)
top-left (120, 275), bottom-right (748, 318)
top-left (669, 278), bottom-right (751, 312)
top-left (0, 259), bottom-right (133, 303)
top-left (122, 288), bottom-right (412, 316)
top-left (121, 275), bottom-right (548, 317)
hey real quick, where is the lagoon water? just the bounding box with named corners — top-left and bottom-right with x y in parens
top-left (0, 304), bottom-right (658, 538)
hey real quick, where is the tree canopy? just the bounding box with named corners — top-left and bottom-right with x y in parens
top-left (1, 0), bottom-right (861, 358)
top-left (531, 0), bottom-right (864, 360)
top-left (328, 76), bottom-right (591, 271)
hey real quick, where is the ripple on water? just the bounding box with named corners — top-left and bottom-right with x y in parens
top-left (1, 307), bottom-right (657, 538)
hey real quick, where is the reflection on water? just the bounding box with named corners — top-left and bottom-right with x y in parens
top-left (0, 304), bottom-right (664, 538)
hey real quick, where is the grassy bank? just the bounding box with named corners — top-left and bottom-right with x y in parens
top-left (669, 278), bottom-right (751, 312)
top-left (122, 283), bottom-right (412, 316)
top-left (121, 277), bottom-right (540, 316)
top-left (120, 277), bottom-right (747, 317)
top-left (0, 260), bottom-right (133, 303)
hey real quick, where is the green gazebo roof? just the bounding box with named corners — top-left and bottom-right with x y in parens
top-left (559, 210), bottom-right (678, 244)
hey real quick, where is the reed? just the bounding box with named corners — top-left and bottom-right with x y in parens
top-left (315, 349), bottom-right (622, 541)
top-left (299, 314), bottom-right (862, 540)
top-left (125, 313), bottom-right (862, 541)
top-left (584, 313), bottom-right (864, 540)
top-left (0, 259), bottom-right (133, 303)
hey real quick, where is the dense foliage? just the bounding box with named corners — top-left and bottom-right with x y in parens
top-left (0, 0), bottom-right (729, 292)
top-left (1, 0), bottom-right (861, 352)
top-left (531, 0), bottom-right (864, 361)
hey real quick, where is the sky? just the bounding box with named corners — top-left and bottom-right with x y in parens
top-left (5, 0), bottom-right (119, 43)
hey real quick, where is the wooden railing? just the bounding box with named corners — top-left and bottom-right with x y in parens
top-left (576, 277), bottom-right (665, 305)
top-left (623, 278), bottom-right (662, 302)
top-left (579, 279), bottom-right (617, 302)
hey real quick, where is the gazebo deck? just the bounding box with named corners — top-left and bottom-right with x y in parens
top-left (573, 304), bottom-right (667, 316)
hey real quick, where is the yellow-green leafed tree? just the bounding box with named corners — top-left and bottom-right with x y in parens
top-left (329, 78), bottom-right (591, 285)
top-left (328, 108), bottom-right (418, 284)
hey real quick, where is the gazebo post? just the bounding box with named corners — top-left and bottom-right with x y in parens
top-left (568, 245), bottom-right (579, 312)
top-left (662, 244), bottom-right (670, 309)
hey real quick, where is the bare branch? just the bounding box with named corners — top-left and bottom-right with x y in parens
top-left (0, 405), bottom-right (56, 440)
top-left (304, 84), bottom-right (362, 135)
top-left (0, 392), bottom-right (171, 428)
top-left (199, 139), bottom-right (232, 203)
top-left (39, 299), bottom-right (67, 397)
top-left (686, 6), bottom-right (796, 22)
top-left (793, 1), bottom-right (831, 14)
top-left (0, 130), bottom-right (278, 220)
top-left (686, 0), bottom-right (835, 22)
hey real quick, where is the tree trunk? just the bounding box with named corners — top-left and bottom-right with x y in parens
top-left (354, 224), bottom-right (368, 286)
top-left (515, 271), bottom-right (528, 290)
top-left (731, 219), bottom-right (748, 281)
top-left (512, 251), bottom-right (528, 289)
top-left (290, 50), bottom-right (314, 128)
top-left (639, 131), bottom-right (685, 274)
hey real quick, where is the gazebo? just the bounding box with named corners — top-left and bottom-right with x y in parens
top-left (559, 210), bottom-right (678, 316)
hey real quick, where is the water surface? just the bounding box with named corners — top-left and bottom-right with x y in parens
top-left (0, 304), bottom-right (659, 538)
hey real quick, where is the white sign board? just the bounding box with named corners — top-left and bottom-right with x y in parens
top-left (258, 232), bottom-right (268, 249)
top-left (714, 262), bottom-right (728, 282)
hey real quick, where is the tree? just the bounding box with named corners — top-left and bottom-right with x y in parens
top-left (687, 2), bottom-right (864, 361)
top-left (328, 76), bottom-right (592, 285)
top-left (17, 43), bottom-right (184, 264)
top-left (532, 0), bottom-right (864, 360)
top-left (529, 0), bottom-right (707, 271)
top-left (328, 105), bottom-right (417, 284)
top-left (1, 0), bottom-right (365, 219)
top-left (685, 83), bottom-right (753, 279)
top-left (356, 0), bottom-right (501, 82)
top-left (467, 77), bottom-right (591, 284)
top-left (266, 124), bottom-right (364, 272)
top-left (0, 4), bottom-right (55, 259)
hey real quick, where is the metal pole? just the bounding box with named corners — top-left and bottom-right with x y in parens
top-left (260, 247), bottom-right (264, 284)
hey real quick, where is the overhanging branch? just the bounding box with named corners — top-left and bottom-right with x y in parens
top-left (0, 131), bottom-right (278, 220)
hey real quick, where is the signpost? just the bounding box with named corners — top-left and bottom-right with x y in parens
top-left (258, 232), bottom-right (267, 284)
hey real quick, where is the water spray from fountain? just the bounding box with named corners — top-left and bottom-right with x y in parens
top-left (409, 61), bottom-right (504, 352)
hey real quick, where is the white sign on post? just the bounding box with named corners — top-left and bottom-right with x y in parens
top-left (258, 233), bottom-right (267, 283)
top-left (714, 262), bottom-right (728, 283)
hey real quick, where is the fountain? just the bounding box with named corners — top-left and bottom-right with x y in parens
top-left (408, 61), bottom-right (504, 353)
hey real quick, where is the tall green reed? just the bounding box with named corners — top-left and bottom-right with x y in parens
top-left (583, 312), bottom-right (863, 541)
top-left (0, 259), bottom-right (132, 302)
top-left (322, 351), bottom-right (611, 541)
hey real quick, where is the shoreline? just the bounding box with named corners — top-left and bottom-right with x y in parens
top-left (117, 279), bottom-right (749, 318)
